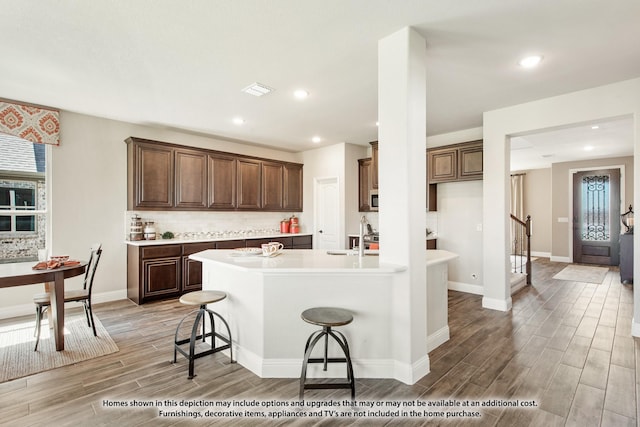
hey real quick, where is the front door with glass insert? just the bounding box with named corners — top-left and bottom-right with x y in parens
top-left (572, 169), bottom-right (620, 265)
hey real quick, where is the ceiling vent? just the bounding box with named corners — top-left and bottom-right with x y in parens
top-left (241, 82), bottom-right (274, 97)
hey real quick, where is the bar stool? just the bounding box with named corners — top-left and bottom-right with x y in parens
top-left (173, 290), bottom-right (234, 379)
top-left (299, 307), bottom-right (355, 400)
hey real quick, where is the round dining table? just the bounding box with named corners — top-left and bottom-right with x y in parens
top-left (0, 261), bottom-right (88, 351)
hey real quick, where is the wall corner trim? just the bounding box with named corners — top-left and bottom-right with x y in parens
top-left (632, 318), bottom-right (640, 338)
top-left (482, 296), bottom-right (512, 312)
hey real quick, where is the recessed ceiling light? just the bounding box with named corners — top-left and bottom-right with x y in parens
top-left (584, 145), bottom-right (594, 151)
top-left (241, 82), bottom-right (274, 97)
top-left (311, 136), bottom-right (322, 143)
top-left (591, 125), bottom-right (600, 130)
top-left (294, 89), bottom-right (309, 99)
top-left (233, 117), bottom-right (245, 125)
top-left (518, 55), bottom-right (543, 69)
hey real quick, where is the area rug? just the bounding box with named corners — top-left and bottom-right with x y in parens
top-left (0, 313), bottom-right (119, 383)
top-left (552, 264), bottom-right (608, 284)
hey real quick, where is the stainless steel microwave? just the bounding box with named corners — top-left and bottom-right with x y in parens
top-left (370, 191), bottom-right (379, 210)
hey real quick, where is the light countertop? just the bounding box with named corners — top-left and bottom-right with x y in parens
top-left (347, 233), bottom-right (438, 240)
top-left (190, 249), bottom-right (406, 274)
top-left (124, 232), bottom-right (313, 246)
top-left (190, 248), bottom-right (457, 274)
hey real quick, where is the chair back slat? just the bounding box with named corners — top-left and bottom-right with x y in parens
top-left (83, 243), bottom-right (102, 295)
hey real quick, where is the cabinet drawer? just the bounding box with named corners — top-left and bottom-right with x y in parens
top-left (141, 245), bottom-right (181, 259)
top-left (216, 239), bottom-right (246, 249)
top-left (246, 237), bottom-right (293, 248)
top-left (182, 242), bottom-right (216, 256)
top-left (292, 235), bottom-right (312, 247)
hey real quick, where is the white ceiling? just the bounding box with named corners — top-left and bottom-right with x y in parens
top-left (1, 1), bottom-right (640, 156)
top-left (510, 116), bottom-right (635, 171)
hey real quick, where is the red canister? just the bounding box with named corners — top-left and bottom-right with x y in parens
top-left (280, 219), bottom-right (290, 233)
top-left (289, 214), bottom-right (299, 233)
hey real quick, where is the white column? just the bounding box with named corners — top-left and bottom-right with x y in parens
top-left (378, 27), bottom-right (428, 384)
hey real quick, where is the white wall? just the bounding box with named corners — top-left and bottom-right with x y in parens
top-left (483, 77), bottom-right (640, 337)
top-left (426, 127), bottom-right (484, 294)
top-left (0, 111), bottom-right (302, 317)
top-left (436, 181), bottom-right (483, 293)
top-left (300, 142), bottom-right (369, 250)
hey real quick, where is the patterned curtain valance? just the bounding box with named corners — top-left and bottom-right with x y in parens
top-left (0, 101), bottom-right (60, 146)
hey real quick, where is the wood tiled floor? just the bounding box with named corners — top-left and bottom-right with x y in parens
top-left (0, 258), bottom-right (637, 426)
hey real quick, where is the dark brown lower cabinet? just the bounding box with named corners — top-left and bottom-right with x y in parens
top-left (127, 236), bottom-right (313, 304)
top-left (143, 258), bottom-right (181, 297)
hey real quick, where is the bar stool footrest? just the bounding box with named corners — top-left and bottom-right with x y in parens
top-left (305, 357), bottom-right (348, 364)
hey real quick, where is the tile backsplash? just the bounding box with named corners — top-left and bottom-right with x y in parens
top-left (125, 211), bottom-right (300, 240)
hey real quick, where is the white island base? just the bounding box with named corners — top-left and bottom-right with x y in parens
top-left (190, 249), bottom-right (456, 383)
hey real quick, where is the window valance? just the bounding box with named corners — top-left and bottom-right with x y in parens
top-left (0, 101), bottom-right (60, 146)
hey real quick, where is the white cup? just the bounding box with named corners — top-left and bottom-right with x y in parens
top-left (268, 242), bottom-right (284, 252)
top-left (261, 242), bottom-right (284, 256)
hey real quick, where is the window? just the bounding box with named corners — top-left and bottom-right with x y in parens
top-left (0, 134), bottom-right (46, 261)
top-left (0, 182), bottom-right (37, 233)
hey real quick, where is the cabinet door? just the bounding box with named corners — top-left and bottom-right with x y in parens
top-left (262, 161), bottom-right (284, 210)
top-left (208, 154), bottom-right (237, 209)
top-left (428, 148), bottom-right (457, 183)
top-left (134, 143), bottom-right (174, 208)
top-left (182, 258), bottom-right (203, 292)
top-left (142, 258), bottom-right (181, 298)
top-left (283, 163), bottom-right (303, 211)
top-left (370, 141), bottom-right (379, 190)
top-left (175, 149), bottom-right (207, 209)
top-left (358, 158), bottom-right (372, 212)
top-left (237, 159), bottom-right (262, 210)
top-left (458, 142), bottom-right (483, 180)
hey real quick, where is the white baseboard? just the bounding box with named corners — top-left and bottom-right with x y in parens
top-left (531, 251), bottom-right (551, 258)
top-left (482, 296), bottom-right (512, 312)
top-left (0, 290), bottom-right (129, 320)
top-left (448, 281), bottom-right (483, 295)
top-left (232, 342), bottom-right (430, 385)
top-left (427, 326), bottom-right (450, 352)
top-left (550, 256), bottom-right (571, 263)
top-left (632, 318), bottom-right (640, 338)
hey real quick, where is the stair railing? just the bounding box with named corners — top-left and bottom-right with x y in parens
top-left (510, 214), bottom-right (532, 285)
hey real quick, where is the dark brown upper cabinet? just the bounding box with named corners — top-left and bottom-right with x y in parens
top-left (128, 140), bottom-right (174, 209)
top-left (126, 137), bottom-right (303, 212)
top-left (457, 141), bottom-right (483, 180)
top-left (427, 140), bottom-right (483, 184)
top-left (208, 153), bottom-right (237, 209)
top-left (262, 161), bottom-right (284, 210)
top-left (175, 149), bottom-right (207, 209)
top-left (237, 158), bottom-right (262, 210)
top-left (358, 157), bottom-right (373, 212)
top-left (370, 141), bottom-right (379, 190)
top-left (283, 163), bottom-right (303, 211)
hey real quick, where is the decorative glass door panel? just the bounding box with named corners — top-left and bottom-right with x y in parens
top-left (573, 169), bottom-right (620, 265)
top-left (581, 175), bottom-right (610, 242)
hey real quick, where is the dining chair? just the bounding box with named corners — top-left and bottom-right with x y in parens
top-left (33, 243), bottom-right (103, 351)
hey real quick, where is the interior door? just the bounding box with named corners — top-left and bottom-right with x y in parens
top-left (572, 169), bottom-right (620, 265)
top-left (315, 177), bottom-right (339, 250)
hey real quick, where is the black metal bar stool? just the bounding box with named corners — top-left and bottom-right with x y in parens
top-left (299, 307), bottom-right (355, 400)
top-left (173, 290), bottom-right (234, 379)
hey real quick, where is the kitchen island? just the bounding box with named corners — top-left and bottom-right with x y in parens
top-left (190, 248), bottom-right (457, 382)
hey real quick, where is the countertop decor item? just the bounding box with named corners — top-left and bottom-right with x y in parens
top-left (162, 231), bottom-right (175, 239)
